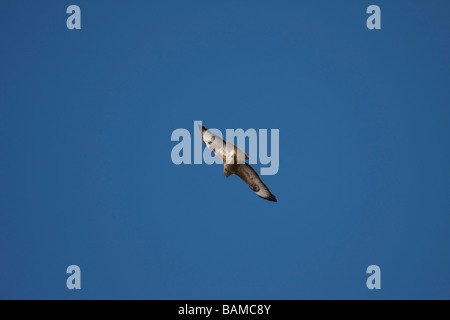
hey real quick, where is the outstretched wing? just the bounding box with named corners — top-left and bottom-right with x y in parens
top-left (235, 163), bottom-right (277, 202)
top-left (199, 125), bottom-right (248, 163)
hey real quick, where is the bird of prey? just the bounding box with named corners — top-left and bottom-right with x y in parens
top-left (199, 125), bottom-right (277, 202)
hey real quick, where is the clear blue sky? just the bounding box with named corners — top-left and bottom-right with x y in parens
top-left (0, 1), bottom-right (449, 299)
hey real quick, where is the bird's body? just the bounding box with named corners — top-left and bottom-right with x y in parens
top-left (199, 125), bottom-right (277, 202)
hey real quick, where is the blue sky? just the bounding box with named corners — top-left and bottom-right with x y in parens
top-left (0, 1), bottom-right (449, 299)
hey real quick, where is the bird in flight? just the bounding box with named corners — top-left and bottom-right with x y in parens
top-left (199, 125), bottom-right (277, 202)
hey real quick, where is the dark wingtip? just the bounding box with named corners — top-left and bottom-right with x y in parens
top-left (266, 194), bottom-right (278, 202)
top-left (198, 124), bottom-right (207, 133)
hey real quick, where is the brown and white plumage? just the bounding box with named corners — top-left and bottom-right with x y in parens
top-left (199, 125), bottom-right (248, 164)
top-left (199, 125), bottom-right (277, 202)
